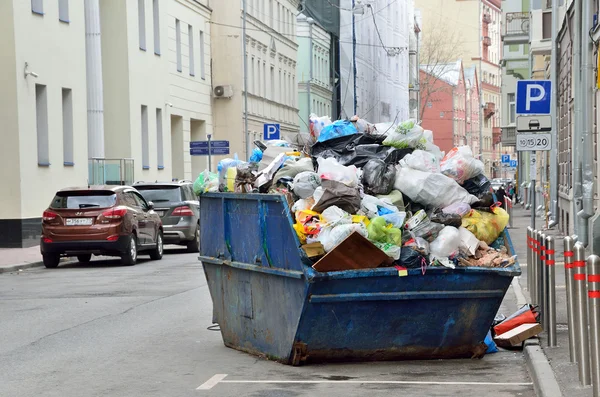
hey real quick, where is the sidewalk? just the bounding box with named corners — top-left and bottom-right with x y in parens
top-left (510, 204), bottom-right (591, 397)
top-left (0, 245), bottom-right (46, 274)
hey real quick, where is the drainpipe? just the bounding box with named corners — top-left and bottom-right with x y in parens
top-left (84, 0), bottom-right (105, 159)
top-left (242, 0), bottom-right (249, 160)
top-left (572, 0), bottom-right (582, 241)
top-left (307, 17), bottom-right (314, 120)
top-left (548, 0), bottom-right (559, 228)
top-left (578, 0), bottom-right (595, 246)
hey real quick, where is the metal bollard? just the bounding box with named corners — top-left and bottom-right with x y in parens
top-left (546, 236), bottom-right (557, 347)
top-left (527, 227), bottom-right (533, 297)
top-left (574, 242), bottom-right (591, 386)
top-left (564, 236), bottom-right (577, 362)
top-left (588, 255), bottom-right (600, 397)
top-left (533, 229), bottom-right (540, 307)
top-left (540, 232), bottom-right (548, 330)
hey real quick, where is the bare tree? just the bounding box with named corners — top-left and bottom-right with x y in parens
top-left (418, 27), bottom-right (464, 120)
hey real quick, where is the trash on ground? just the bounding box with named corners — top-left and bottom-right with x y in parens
top-left (494, 323), bottom-right (543, 348)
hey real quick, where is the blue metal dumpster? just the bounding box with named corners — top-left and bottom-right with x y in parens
top-left (199, 193), bottom-right (521, 365)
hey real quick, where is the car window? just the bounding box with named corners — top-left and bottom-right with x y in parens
top-left (132, 192), bottom-right (149, 208)
top-left (50, 191), bottom-right (117, 209)
top-left (184, 185), bottom-right (195, 201)
top-left (135, 186), bottom-right (182, 203)
top-left (122, 192), bottom-right (141, 208)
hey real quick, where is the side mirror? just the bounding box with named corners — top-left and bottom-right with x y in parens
top-left (147, 201), bottom-right (155, 210)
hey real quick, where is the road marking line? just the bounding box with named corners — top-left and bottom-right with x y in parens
top-left (217, 380), bottom-right (533, 386)
top-left (197, 374), bottom-right (228, 390)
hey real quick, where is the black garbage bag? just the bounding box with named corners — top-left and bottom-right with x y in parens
top-left (311, 133), bottom-right (412, 168)
top-left (431, 210), bottom-right (462, 228)
top-left (399, 247), bottom-right (429, 269)
top-left (462, 174), bottom-right (492, 197)
top-left (471, 192), bottom-right (495, 211)
top-left (362, 159), bottom-right (396, 195)
top-left (402, 194), bottom-right (427, 214)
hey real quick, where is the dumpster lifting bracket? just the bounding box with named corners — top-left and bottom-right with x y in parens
top-left (291, 342), bottom-right (308, 366)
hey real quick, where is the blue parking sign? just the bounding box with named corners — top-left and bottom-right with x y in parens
top-left (510, 160), bottom-right (517, 168)
top-left (501, 154), bottom-right (511, 164)
top-left (263, 124), bottom-right (280, 140)
top-left (516, 80), bottom-right (552, 115)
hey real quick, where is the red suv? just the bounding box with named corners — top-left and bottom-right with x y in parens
top-left (40, 186), bottom-right (163, 268)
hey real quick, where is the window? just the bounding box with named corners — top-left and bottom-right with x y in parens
top-left (36, 84), bottom-right (49, 166)
top-left (176, 19), bottom-right (182, 72)
top-left (277, 3), bottom-right (281, 32)
top-left (269, 0), bottom-right (273, 26)
top-left (188, 25), bottom-right (195, 76)
top-left (199, 31), bottom-right (205, 79)
top-left (284, 71), bottom-right (287, 105)
top-left (156, 108), bottom-right (163, 169)
top-left (270, 66), bottom-right (275, 99)
top-left (31, 0), bottom-right (43, 14)
top-left (508, 93), bottom-right (516, 125)
top-left (138, 0), bottom-right (146, 50)
top-left (141, 105), bottom-right (149, 169)
top-left (250, 57), bottom-right (255, 94)
top-left (542, 11), bottom-right (552, 39)
top-left (153, 0), bottom-right (160, 54)
top-left (263, 61), bottom-right (267, 98)
top-left (62, 88), bottom-right (73, 165)
top-left (257, 60), bottom-right (262, 96)
top-left (59, 0), bottom-right (69, 22)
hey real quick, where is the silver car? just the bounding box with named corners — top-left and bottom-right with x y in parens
top-left (134, 181), bottom-right (200, 252)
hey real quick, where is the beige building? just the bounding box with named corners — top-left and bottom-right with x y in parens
top-left (0, 0), bottom-right (213, 248)
top-left (211, 0), bottom-right (300, 159)
top-left (415, 0), bottom-right (502, 176)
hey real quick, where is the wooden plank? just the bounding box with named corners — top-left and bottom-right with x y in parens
top-left (312, 232), bottom-right (391, 272)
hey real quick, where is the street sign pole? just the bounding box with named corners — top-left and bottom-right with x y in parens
top-left (531, 153), bottom-right (537, 229)
top-left (207, 134), bottom-right (212, 172)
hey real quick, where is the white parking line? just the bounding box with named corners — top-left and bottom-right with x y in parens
top-left (196, 374), bottom-right (532, 390)
top-left (197, 374), bottom-right (228, 390)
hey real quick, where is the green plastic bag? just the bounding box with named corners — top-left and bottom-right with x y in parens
top-left (367, 217), bottom-right (402, 245)
top-left (193, 170), bottom-right (218, 195)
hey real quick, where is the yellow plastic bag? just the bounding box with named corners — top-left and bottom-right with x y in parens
top-left (366, 217), bottom-right (402, 245)
top-left (352, 215), bottom-right (371, 227)
top-left (461, 207), bottom-right (509, 244)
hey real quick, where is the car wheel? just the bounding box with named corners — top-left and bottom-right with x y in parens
top-left (150, 231), bottom-right (164, 260)
top-left (77, 254), bottom-right (92, 263)
top-left (186, 225), bottom-right (200, 253)
top-left (121, 234), bottom-right (138, 266)
top-left (43, 254), bottom-right (60, 269)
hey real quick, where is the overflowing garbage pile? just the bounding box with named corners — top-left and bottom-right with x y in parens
top-left (194, 115), bottom-right (515, 273)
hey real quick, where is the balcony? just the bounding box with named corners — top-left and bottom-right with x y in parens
top-left (483, 36), bottom-right (492, 47)
top-left (500, 126), bottom-right (516, 147)
top-left (502, 12), bottom-right (530, 45)
top-left (484, 102), bottom-right (496, 119)
top-left (483, 13), bottom-right (492, 24)
top-left (493, 127), bottom-right (502, 145)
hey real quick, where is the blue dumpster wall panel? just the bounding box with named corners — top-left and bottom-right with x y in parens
top-left (199, 193), bottom-right (521, 365)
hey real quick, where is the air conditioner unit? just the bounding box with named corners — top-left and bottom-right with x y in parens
top-left (213, 85), bottom-right (233, 98)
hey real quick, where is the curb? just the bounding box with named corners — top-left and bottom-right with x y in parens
top-left (524, 339), bottom-right (563, 397)
top-left (511, 276), bottom-right (563, 397)
top-left (0, 261), bottom-right (44, 274)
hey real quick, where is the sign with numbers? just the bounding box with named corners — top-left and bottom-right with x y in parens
top-left (516, 133), bottom-right (552, 151)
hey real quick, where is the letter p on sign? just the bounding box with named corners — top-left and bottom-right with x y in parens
top-left (516, 80), bottom-right (551, 115)
top-left (263, 123), bottom-right (281, 140)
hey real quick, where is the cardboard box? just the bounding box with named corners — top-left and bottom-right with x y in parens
top-left (494, 323), bottom-right (543, 348)
top-left (302, 243), bottom-right (325, 258)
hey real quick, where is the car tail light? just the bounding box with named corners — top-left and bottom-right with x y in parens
top-left (172, 206), bottom-right (194, 217)
top-left (106, 235), bottom-right (119, 241)
top-left (42, 210), bottom-right (57, 222)
top-left (101, 207), bottom-right (127, 220)
top-left (43, 237), bottom-right (53, 243)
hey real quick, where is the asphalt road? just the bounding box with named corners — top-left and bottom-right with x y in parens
top-left (0, 248), bottom-right (535, 397)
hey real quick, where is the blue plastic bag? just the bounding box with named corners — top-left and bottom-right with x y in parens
top-left (249, 148), bottom-right (263, 163)
top-left (485, 330), bottom-right (498, 354)
top-left (317, 120), bottom-right (358, 142)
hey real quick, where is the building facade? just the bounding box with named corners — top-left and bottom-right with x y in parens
top-left (339, 0), bottom-right (412, 123)
top-left (296, 14), bottom-right (334, 129)
top-left (0, 0), bottom-right (213, 248)
top-left (211, 0), bottom-right (300, 160)
top-left (420, 61), bottom-right (467, 154)
top-left (465, 65), bottom-right (482, 156)
top-left (415, 0), bottom-right (503, 176)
